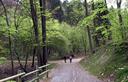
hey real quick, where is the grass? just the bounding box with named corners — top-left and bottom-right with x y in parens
top-left (48, 63), bottom-right (57, 69)
top-left (80, 44), bottom-right (128, 82)
top-left (81, 45), bottom-right (113, 76)
top-left (7, 81), bottom-right (16, 82)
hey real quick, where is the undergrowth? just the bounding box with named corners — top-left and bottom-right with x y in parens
top-left (80, 42), bottom-right (128, 82)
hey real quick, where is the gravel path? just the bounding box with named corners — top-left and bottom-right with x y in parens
top-left (47, 58), bottom-right (104, 82)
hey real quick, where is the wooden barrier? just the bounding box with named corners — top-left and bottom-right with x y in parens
top-left (0, 64), bottom-right (50, 82)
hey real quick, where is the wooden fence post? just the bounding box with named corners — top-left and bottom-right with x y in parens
top-left (46, 66), bottom-right (49, 78)
top-left (36, 65), bottom-right (39, 82)
top-left (17, 70), bottom-right (22, 82)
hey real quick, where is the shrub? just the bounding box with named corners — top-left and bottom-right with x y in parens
top-left (116, 66), bottom-right (128, 82)
top-left (0, 57), bottom-right (7, 64)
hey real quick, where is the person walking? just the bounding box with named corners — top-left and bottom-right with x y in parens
top-left (69, 55), bottom-right (73, 63)
top-left (63, 56), bottom-right (67, 63)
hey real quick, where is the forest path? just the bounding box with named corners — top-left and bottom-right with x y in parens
top-left (41, 58), bottom-right (104, 82)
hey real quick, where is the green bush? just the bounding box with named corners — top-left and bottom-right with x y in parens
top-left (80, 44), bottom-right (128, 82)
top-left (0, 57), bottom-right (7, 64)
top-left (116, 66), bottom-right (128, 82)
top-left (114, 42), bottom-right (128, 60)
top-left (0, 41), bottom-right (7, 57)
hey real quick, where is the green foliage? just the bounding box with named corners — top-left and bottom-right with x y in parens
top-left (81, 43), bottom-right (128, 81)
top-left (0, 40), bottom-right (7, 57)
top-left (114, 42), bottom-right (128, 59)
top-left (116, 66), bottom-right (128, 82)
top-left (62, 0), bottom-right (85, 25)
top-left (47, 20), bottom-right (70, 57)
top-left (47, 31), bottom-right (70, 55)
top-left (0, 0), bottom-right (128, 81)
top-left (46, 19), bottom-right (86, 59)
top-left (0, 57), bottom-right (7, 64)
top-left (68, 28), bottom-right (86, 53)
top-left (80, 45), bottom-right (114, 76)
top-left (79, 2), bottom-right (110, 48)
top-left (108, 8), bottom-right (122, 42)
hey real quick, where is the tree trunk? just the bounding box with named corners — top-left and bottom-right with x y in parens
top-left (0, 0), bottom-right (14, 75)
top-left (14, 49), bottom-right (27, 72)
top-left (39, 0), bottom-right (47, 66)
top-left (84, 0), bottom-right (93, 53)
top-left (9, 35), bottom-right (14, 75)
top-left (24, 46), bottom-right (29, 69)
top-left (82, 34), bottom-right (86, 55)
top-left (87, 26), bottom-right (93, 53)
top-left (30, 0), bottom-right (43, 66)
top-left (31, 47), bottom-right (36, 67)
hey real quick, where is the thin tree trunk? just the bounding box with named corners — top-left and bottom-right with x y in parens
top-left (14, 49), bottom-right (27, 72)
top-left (9, 34), bottom-right (14, 75)
top-left (0, 0), bottom-right (14, 75)
top-left (31, 47), bottom-right (36, 67)
top-left (82, 34), bottom-right (86, 55)
top-left (13, 2), bottom-right (28, 71)
top-left (24, 46), bottom-right (29, 69)
top-left (87, 26), bottom-right (93, 53)
top-left (58, 1), bottom-right (63, 23)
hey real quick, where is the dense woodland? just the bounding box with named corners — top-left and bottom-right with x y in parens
top-left (0, 0), bottom-right (128, 82)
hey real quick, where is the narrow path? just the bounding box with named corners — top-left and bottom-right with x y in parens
top-left (46, 58), bottom-right (104, 82)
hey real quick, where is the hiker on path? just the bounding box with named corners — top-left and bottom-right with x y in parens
top-left (63, 56), bottom-right (67, 63)
top-left (69, 55), bottom-right (73, 63)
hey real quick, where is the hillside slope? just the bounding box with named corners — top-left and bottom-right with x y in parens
top-left (81, 44), bottom-right (128, 82)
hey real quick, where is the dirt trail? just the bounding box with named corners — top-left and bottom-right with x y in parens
top-left (45, 58), bottom-right (104, 82)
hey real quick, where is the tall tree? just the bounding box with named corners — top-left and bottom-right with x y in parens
top-left (92, 1), bottom-right (110, 46)
top-left (39, 0), bottom-right (47, 66)
top-left (0, 0), bottom-right (14, 75)
top-left (29, 0), bottom-right (42, 67)
top-left (84, 0), bottom-right (93, 53)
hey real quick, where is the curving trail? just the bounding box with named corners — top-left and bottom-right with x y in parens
top-left (45, 58), bottom-right (104, 82)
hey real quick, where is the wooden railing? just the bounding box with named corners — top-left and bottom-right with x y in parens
top-left (0, 64), bottom-right (50, 82)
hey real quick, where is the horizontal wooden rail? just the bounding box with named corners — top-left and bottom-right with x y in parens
top-left (38, 64), bottom-right (50, 69)
top-left (29, 77), bottom-right (39, 82)
top-left (21, 69), bottom-right (39, 78)
top-left (28, 70), bottom-right (50, 82)
top-left (39, 70), bottom-right (50, 76)
top-left (0, 64), bottom-right (51, 82)
top-left (0, 72), bottom-right (25, 82)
